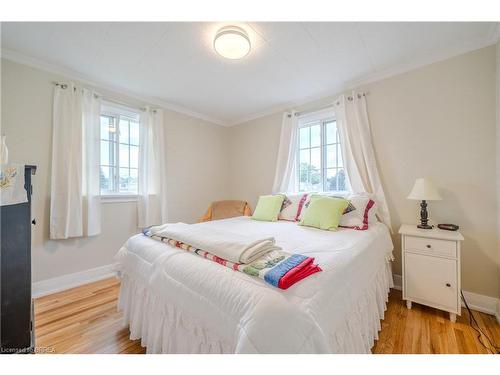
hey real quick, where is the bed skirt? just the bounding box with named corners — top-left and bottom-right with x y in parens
top-left (117, 260), bottom-right (393, 354)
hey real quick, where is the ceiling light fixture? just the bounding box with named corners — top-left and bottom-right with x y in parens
top-left (214, 26), bottom-right (251, 59)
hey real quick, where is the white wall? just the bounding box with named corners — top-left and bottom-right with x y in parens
top-left (496, 40), bottom-right (500, 309)
top-left (164, 109), bottom-right (230, 223)
top-left (228, 112), bottom-right (283, 204)
top-left (229, 45), bottom-right (499, 299)
top-left (2, 45), bottom-right (498, 300)
top-left (1, 58), bottom-right (230, 282)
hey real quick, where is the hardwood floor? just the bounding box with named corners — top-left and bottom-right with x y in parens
top-left (34, 277), bottom-right (145, 354)
top-left (34, 277), bottom-right (500, 354)
top-left (372, 290), bottom-right (500, 354)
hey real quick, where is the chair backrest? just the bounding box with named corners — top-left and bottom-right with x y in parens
top-left (200, 200), bottom-right (252, 222)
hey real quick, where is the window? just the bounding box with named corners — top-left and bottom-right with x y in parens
top-left (297, 115), bottom-right (348, 193)
top-left (100, 103), bottom-right (140, 196)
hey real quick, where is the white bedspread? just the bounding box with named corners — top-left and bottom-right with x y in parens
top-left (116, 216), bottom-right (394, 353)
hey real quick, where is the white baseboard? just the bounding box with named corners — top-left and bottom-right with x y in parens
top-left (495, 300), bottom-right (500, 324)
top-left (392, 274), bottom-right (500, 317)
top-left (393, 274), bottom-right (402, 291)
top-left (461, 291), bottom-right (499, 316)
top-left (32, 263), bottom-right (119, 298)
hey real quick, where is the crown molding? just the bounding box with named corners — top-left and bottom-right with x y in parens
top-left (3, 24), bottom-right (497, 129)
top-left (345, 32), bottom-right (498, 89)
top-left (229, 31), bottom-right (498, 126)
top-left (1, 48), bottom-right (230, 127)
top-left (228, 102), bottom-right (296, 127)
top-left (487, 22), bottom-right (500, 42)
top-left (228, 86), bottom-right (344, 126)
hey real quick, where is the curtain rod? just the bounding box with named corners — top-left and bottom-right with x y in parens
top-left (288, 92), bottom-right (368, 118)
top-left (52, 82), bottom-right (157, 113)
top-left (293, 104), bottom-right (334, 118)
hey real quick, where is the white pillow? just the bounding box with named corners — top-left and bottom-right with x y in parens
top-left (339, 194), bottom-right (378, 230)
top-left (278, 193), bottom-right (309, 221)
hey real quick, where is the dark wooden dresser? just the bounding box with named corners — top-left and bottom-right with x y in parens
top-left (0, 165), bottom-right (36, 354)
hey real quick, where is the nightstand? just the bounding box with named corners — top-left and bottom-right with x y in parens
top-left (399, 224), bottom-right (464, 322)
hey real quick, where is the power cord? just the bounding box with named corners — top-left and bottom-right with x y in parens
top-left (460, 290), bottom-right (500, 354)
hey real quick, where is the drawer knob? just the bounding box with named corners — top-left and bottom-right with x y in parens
top-left (446, 283), bottom-right (451, 287)
top-left (426, 244), bottom-right (431, 248)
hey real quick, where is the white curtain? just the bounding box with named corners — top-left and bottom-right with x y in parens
top-left (138, 108), bottom-right (168, 228)
top-left (335, 92), bottom-right (392, 229)
top-left (50, 84), bottom-right (101, 239)
top-left (272, 111), bottom-right (298, 193)
top-left (82, 89), bottom-right (102, 236)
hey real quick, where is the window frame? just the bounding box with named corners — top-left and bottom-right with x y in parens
top-left (99, 104), bottom-right (140, 200)
top-left (296, 111), bottom-right (349, 194)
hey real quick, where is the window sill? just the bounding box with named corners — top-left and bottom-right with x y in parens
top-left (101, 195), bottom-right (138, 203)
top-left (298, 190), bottom-right (350, 195)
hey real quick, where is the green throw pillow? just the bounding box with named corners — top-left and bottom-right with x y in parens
top-left (252, 194), bottom-right (285, 222)
top-left (299, 196), bottom-right (349, 231)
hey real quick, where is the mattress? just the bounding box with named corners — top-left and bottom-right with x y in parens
top-left (116, 216), bottom-right (394, 353)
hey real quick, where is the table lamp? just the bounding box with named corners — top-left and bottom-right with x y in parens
top-left (407, 177), bottom-right (442, 229)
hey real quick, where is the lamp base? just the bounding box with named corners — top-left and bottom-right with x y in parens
top-left (417, 224), bottom-right (433, 230)
top-left (418, 200), bottom-right (433, 229)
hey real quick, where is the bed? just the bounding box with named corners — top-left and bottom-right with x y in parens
top-left (115, 216), bottom-right (394, 353)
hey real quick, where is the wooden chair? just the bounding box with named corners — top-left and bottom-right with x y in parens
top-left (200, 200), bottom-right (252, 222)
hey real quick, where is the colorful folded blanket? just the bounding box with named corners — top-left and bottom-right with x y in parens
top-left (146, 223), bottom-right (280, 264)
top-left (143, 228), bottom-right (321, 290)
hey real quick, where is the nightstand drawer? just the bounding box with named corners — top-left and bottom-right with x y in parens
top-left (404, 252), bottom-right (458, 312)
top-left (404, 235), bottom-right (457, 258)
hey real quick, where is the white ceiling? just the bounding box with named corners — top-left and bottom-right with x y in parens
top-left (1, 22), bottom-right (498, 126)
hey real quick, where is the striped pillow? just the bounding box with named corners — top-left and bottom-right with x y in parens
top-left (278, 193), bottom-right (309, 221)
top-left (339, 194), bottom-right (377, 230)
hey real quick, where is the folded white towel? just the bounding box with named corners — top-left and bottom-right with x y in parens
top-left (147, 222), bottom-right (280, 264)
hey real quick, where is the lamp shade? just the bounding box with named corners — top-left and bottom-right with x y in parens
top-left (407, 178), bottom-right (442, 201)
